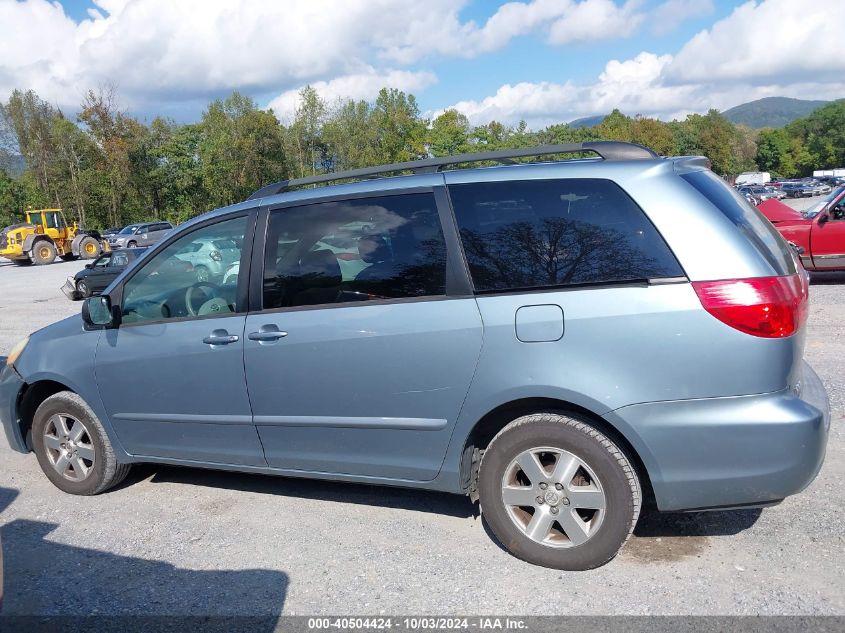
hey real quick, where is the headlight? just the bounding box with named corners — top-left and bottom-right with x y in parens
top-left (6, 336), bottom-right (29, 367)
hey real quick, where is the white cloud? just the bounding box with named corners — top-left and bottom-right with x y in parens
top-left (666, 0), bottom-right (845, 84)
top-left (266, 69), bottom-right (438, 121)
top-left (548, 0), bottom-right (644, 45)
top-left (0, 0), bottom-right (662, 114)
top-left (442, 0), bottom-right (845, 127)
top-left (650, 0), bottom-right (713, 36)
top-left (444, 48), bottom-right (845, 128)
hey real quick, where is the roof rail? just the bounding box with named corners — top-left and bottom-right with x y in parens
top-left (247, 140), bottom-right (658, 200)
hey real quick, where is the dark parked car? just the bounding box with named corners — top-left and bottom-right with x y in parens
top-left (101, 227), bottom-right (123, 239)
top-left (61, 248), bottom-right (148, 300)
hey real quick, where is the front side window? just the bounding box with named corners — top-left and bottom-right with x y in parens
top-left (111, 252), bottom-right (129, 266)
top-left (263, 193), bottom-right (447, 310)
top-left (121, 215), bottom-right (247, 324)
top-left (448, 178), bottom-right (683, 292)
top-left (93, 254), bottom-right (111, 267)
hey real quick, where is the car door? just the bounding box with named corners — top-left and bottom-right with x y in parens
top-left (95, 210), bottom-right (267, 466)
top-left (810, 195), bottom-right (845, 269)
top-left (243, 187), bottom-right (483, 481)
top-left (85, 253), bottom-right (113, 292)
top-left (98, 251), bottom-right (130, 290)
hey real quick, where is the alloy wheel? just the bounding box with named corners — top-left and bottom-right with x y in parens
top-left (501, 446), bottom-right (606, 548)
top-left (42, 414), bottom-right (96, 482)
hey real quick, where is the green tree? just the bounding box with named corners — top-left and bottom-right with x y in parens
top-left (428, 109), bottom-right (471, 157)
top-left (371, 88), bottom-right (427, 164)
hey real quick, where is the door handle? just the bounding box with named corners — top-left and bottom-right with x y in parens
top-left (203, 329), bottom-right (239, 346)
top-left (248, 325), bottom-right (288, 342)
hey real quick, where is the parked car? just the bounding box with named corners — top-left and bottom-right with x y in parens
top-left (101, 227), bottom-right (123, 239)
top-left (780, 182), bottom-right (814, 198)
top-left (765, 187), bottom-right (845, 271)
top-left (173, 237), bottom-right (241, 282)
top-left (107, 221), bottom-right (173, 249)
top-left (0, 142), bottom-right (829, 571)
top-left (737, 186), bottom-right (778, 201)
top-left (61, 248), bottom-right (148, 300)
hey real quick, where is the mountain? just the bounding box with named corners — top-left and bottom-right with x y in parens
top-left (722, 97), bottom-right (831, 128)
top-left (568, 114), bottom-right (606, 128)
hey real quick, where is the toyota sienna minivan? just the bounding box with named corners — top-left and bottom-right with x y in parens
top-left (0, 142), bottom-right (829, 570)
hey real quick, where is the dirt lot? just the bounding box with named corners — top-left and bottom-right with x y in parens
top-left (0, 201), bottom-right (843, 615)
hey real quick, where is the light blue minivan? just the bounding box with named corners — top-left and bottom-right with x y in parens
top-left (0, 142), bottom-right (829, 569)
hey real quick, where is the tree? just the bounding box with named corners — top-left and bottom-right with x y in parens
top-left (1, 89), bottom-right (59, 201)
top-left (285, 86), bottom-right (326, 178)
top-left (322, 99), bottom-right (378, 171)
top-left (428, 110), bottom-right (471, 157)
top-left (371, 88), bottom-right (427, 164)
top-left (200, 91), bottom-right (287, 207)
top-left (629, 116), bottom-right (674, 156)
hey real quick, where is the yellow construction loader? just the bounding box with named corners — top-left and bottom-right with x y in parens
top-left (0, 209), bottom-right (109, 266)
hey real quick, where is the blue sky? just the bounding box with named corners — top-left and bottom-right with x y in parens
top-left (1, 0), bottom-right (843, 126)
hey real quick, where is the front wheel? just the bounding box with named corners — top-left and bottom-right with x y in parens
top-left (478, 413), bottom-right (640, 570)
top-left (31, 391), bottom-right (131, 495)
top-left (76, 280), bottom-right (92, 298)
top-left (127, 241), bottom-right (137, 248)
top-left (31, 240), bottom-right (57, 265)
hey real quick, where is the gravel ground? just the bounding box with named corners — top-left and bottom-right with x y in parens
top-left (0, 197), bottom-right (843, 616)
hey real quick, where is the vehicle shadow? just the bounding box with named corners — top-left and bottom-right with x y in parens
top-left (140, 464), bottom-right (477, 519)
top-left (810, 271), bottom-right (845, 285)
top-left (0, 487), bottom-right (288, 623)
top-left (480, 505), bottom-right (762, 564)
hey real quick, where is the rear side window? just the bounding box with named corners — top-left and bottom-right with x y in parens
top-left (682, 171), bottom-right (796, 275)
top-left (448, 178), bottom-right (683, 292)
top-left (263, 193), bottom-right (447, 309)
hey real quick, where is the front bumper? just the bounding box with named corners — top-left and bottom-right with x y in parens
top-left (609, 361), bottom-right (830, 512)
top-left (0, 360), bottom-right (27, 453)
top-left (61, 277), bottom-right (81, 300)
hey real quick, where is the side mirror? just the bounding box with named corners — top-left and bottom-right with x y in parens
top-left (85, 262), bottom-right (94, 269)
top-left (818, 213), bottom-right (828, 225)
top-left (82, 296), bottom-right (120, 330)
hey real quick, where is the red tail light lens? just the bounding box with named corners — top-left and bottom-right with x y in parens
top-left (692, 273), bottom-right (808, 338)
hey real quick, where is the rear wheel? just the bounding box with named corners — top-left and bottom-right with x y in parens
top-left (31, 391), bottom-right (131, 495)
top-left (78, 236), bottom-right (101, 259)
top-left (478, 413), bottom-right (640, 570)
top-left (31, 240), bottom-right (57, 265)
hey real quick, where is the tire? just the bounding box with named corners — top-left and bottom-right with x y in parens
top-left (31, 240), bottom-right (57, 265)
top-left (78, 236), bottom-right (101, 260)
top-left (478, 413), bottom-right (640, 570)
top-left (76, 279), bottom-right (92, 298)
top-left (31, 391), bottom-right (131, 495)
top-left (127, 241), bottom-right (137, 248)
top-left (195, 265), bottom-right (210, 283)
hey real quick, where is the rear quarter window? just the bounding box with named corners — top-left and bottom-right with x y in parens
top-left (681, 171), bottom-right (796, 276)
top-left (448, 178), bottom-right (684, 292)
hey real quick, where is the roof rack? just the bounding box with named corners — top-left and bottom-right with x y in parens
top-left (247, 140), bottom-right (658, 200)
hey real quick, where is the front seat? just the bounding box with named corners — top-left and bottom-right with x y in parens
top-left (290, 249), bottom-right (343, 306)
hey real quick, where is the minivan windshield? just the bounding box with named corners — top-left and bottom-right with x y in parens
top-left (119, 224), bottom-right (141, 235)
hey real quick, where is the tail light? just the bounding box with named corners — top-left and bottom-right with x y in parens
top-left (691, 273), bottom-right (809, 338)
top-left (209, 250), bottom-right (222, 261)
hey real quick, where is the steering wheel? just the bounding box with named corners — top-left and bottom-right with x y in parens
top-left (185, 281), bottom-right (222, 316)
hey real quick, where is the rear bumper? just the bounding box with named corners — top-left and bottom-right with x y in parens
top-left (609, 361), bottom-right (830, 512)
top-left (0, 360), bottom-right (27, 453)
